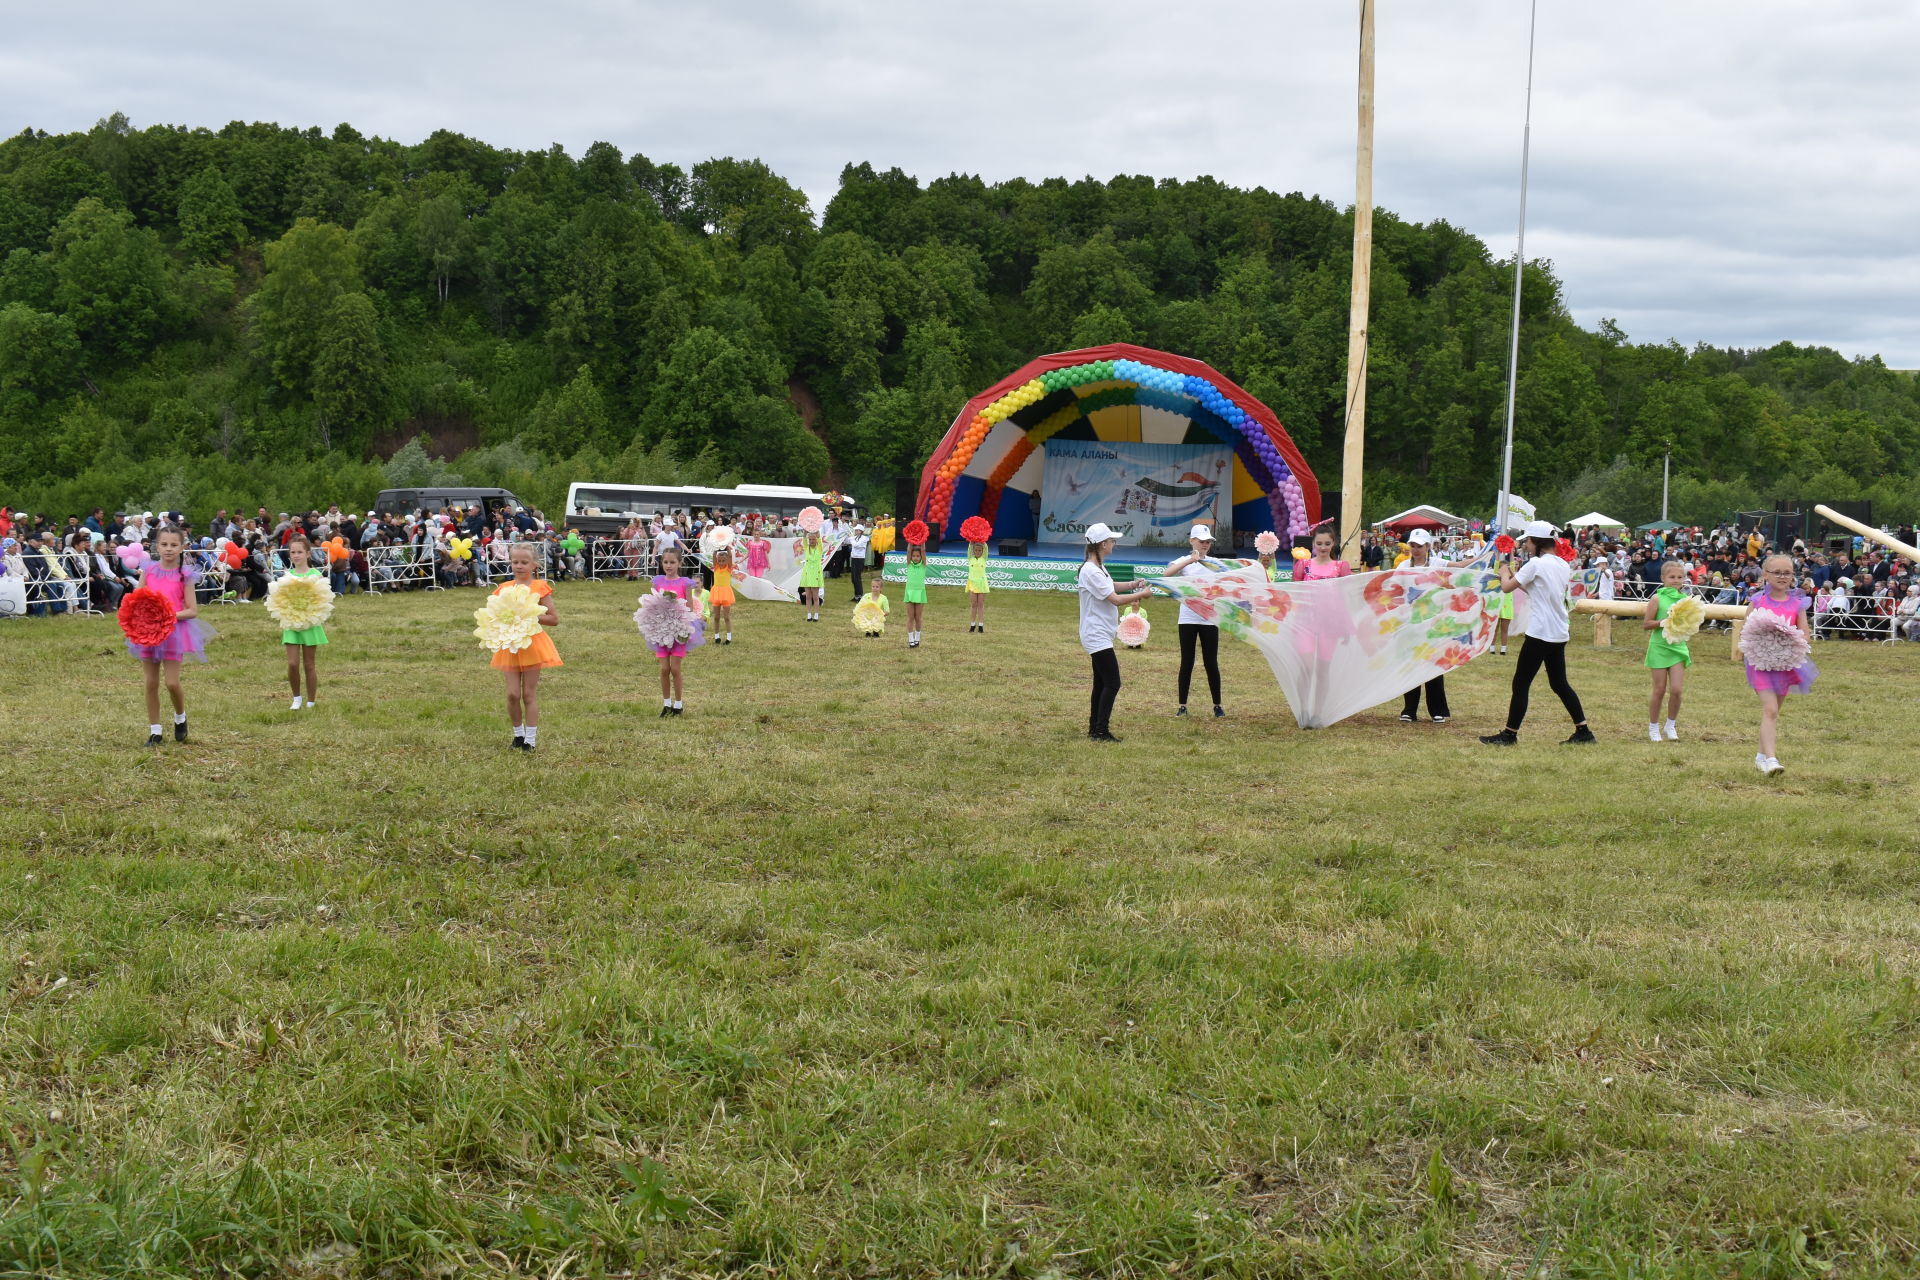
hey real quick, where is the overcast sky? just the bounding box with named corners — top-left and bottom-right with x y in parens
top-left (8, 0), bottom-right (1916, 365)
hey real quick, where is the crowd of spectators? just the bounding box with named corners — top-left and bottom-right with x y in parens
top-left (0, 501), bottom-right (895, 617)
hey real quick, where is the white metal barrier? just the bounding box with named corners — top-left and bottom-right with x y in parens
top-left (365, 544), bottom-right (438, 594)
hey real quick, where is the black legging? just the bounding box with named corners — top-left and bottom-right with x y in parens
top-left (1402, 675), bottom-right (1451, 719)
top-left (1504, 636), bottom-right (1586, 731)
top-left (1089, 648), bottom-right (1121, 736)
top-left (1177, 622), bottom-right (1221, 707)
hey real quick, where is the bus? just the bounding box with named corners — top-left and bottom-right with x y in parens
top-left (563, 482), bottom-right (862, 535)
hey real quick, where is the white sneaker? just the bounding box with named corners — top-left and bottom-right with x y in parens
top-left (1664, 722), bottom-right (1678, 741)
top-left (1648, 724), bottom-right (1662, 743)
top-left (1762, 756), bottom-right (1784, 775)
top-left (303, 701), bottom-right (315, 710)
top-left (1754, 753), bottom-right (1768, 773)
top-left (290, 696), bottom-right (304, 711)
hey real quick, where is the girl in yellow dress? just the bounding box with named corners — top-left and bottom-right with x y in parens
top-left (709, 546), bottom-right (737, 644)
top-left (492, 543), bottom-right (561, 750)
top-left (966, 540), bottom-right (989, 633)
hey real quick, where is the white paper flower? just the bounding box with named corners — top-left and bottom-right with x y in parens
top-left (265, 573), bottom-right (335, 631)
top-left (473, 584), bottom-right (544, 653)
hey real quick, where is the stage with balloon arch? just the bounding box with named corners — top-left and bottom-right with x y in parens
top-left (890, 343), bottom-right (1322, 592)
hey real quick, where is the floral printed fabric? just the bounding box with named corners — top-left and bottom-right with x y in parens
top-left (1145, 550), bottom-right (1597, 728)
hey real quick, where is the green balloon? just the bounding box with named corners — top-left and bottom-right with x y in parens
top-left (561, 534), bottom-right (583, 552)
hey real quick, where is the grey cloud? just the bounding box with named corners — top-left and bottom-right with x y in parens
top-left (7, 0), bottom-right (1915, 362)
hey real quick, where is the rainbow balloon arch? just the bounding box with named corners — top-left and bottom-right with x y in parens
top-left (913, 343), bottom-right (1321, 549)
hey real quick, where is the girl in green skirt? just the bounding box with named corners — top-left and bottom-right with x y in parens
top-left (1642, 560), bottom-right (1692, 741)
top-left (280, 532), bottom-right (328, 710)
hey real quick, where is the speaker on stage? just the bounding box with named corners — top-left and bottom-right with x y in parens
top-left (997, 539), bottom-right (1029, 557)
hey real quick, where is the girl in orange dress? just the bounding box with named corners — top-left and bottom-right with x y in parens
top-left (709, 546), bottom-right (737, 644)
top-left (493, 543), bottom-right (561, 750)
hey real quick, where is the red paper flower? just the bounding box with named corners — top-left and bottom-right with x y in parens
top-left (903, 519), bottom-right (929, 546)
top-left (960, 515), bottom-right (993, 544)
top-left (1494, 534), bottom-right (1516, 555)
top-left (1554, 537), bottom-right (1578, 562)
top-left (118, 587), bottom-right (177, 647)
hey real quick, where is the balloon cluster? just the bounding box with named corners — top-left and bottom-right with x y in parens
top-left (448, 536), bottom-right (474, 561)
top-left (115, 543), bottom-right (149, 570)
top-left (561, 531), bottom-right (585, 554)
top-left (326, 536), bottom-right (351, 562)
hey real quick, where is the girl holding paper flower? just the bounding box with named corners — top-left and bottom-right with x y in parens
top-left (272, 531), bottom-right (331, 711)
top-left (121, 524), bottom-right (217, 746)
top-left (1742, 554), bottom-right (1816, 776)
top-left (1641, 560), bottom-right (1696, 742)
top-left (490, 543), bottom-right (560, 750)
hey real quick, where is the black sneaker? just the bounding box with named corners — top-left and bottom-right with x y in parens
top-left (671, 707), bottom-right (683, 716)
top-left (1564, 726), bottom-right (1597, 745)
top-left (510, 736), bottom-right (521, 750)
top-left (1431, 715), bottom-right (1450, 724)
top-left (1175, 706), bottom-right (1189, 717)
top-left (147, 732), bottom-right (163, 748)
top-left (1479, 730), bottom-right (1518, 746)
top-left (1091, 731), bottom-right (1123, 743)
top-left (1212, 705), bottom-right (1225, 718)
top-left (173, 721), bottom-right (188, 743)
top-left (1399, 712), bottom-right (1416, 723)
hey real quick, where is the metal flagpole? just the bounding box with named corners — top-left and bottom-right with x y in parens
top-left (1496, 0), bottom-right (1539, 536)
top-left (1339, 0), bottom-right (1375, 560)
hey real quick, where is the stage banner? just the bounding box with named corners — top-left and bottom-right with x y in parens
top-left (1038, 440), bottom-right (1233, 547)
top-left (883, 554), bottom-right (1290, 593)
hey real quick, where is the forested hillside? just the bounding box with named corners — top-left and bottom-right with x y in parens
top-left (4, 113), bottom-right (1918, 525)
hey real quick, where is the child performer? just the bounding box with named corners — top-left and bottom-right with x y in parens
top-left (1079, 523), bottom-right (1156, 742)
top-left (650, 545), bottom-right (698, 715)
top-left (708, 546), bottom-right (736, 644)
top-left (1745, 553), bottom-right (1816, 775)
top-left (903, 538), bottom-right (929, 648)
top-left (127, 524), bottom-right (216, 745)
top-left (1397, 529), bottom-right (1451, 724)
top-left (1479, 521), bottom-right (1595, 747)
top-left (279, 532), bottom-right (328, 710)
top-left (966, 539), bottom-right (990, 632)
top-left (1297, 527), bottom-right (1351, 581)
top-left (798, 531), bottom-right (825, 622)
top-left (854, 585), bottom-right (890, 636)
top-left (1642, 559), bottom-right (1692, 742)
top-left (494, 543), bottom-right (561, 750)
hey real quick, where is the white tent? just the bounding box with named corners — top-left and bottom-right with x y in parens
top-left (1566, 511), bottom-right (1628, 529)
top-left (1376, 504), bottom-right (1466, 530)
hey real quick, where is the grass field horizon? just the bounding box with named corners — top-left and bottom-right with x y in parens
top-left (5, 579), bottom-right (1920, 1278)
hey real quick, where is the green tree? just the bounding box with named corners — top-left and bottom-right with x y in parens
top-left (1514, 333), bottom-right (1608, 492)
top-left (0, 303), bottom-right (82, 416)
top-left (1026, 231), bottom-right (1154, 349)
top-left (49, 197), bottom-right (178, 358)
top-left (312, 292), bottom-right (388, 454)
top-left (175, 167), bottom-right (246, 261)
top-left (525, 365), bottom-right (611, 457)
top-left (247, 218), bottom-right (362, 396)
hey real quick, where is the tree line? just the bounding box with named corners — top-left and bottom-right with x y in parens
top-left (3, 112), bottom-right (1918, 528)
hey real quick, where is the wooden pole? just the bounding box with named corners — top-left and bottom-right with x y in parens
top-left (1814, 504), bottom-right (1920, 564)
top-left (1339, 0), bottom-right (1375, 562)
top-left (1573, 598), bottom-right (1749, 661)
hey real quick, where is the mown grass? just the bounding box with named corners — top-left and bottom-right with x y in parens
top-left (3, 579), bottom-right (1919, 1279)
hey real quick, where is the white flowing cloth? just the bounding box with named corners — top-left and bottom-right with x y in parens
top-left (1146, 550), bottom-right (1596, 728)
top-left (731, 533), bottom-right (846, 604)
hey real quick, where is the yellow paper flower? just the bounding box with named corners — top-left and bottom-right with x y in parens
top-left (473, 583), bottom-right (544, 653)
top-left (265, 572), bottom-right (335, 631)
top-left (1662, 595), bottom-right (1705, 644)
top-left (853, 599), bottom-right (888, 634)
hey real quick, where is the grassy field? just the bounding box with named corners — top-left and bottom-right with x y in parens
top-left (4, 578), bottom-right (1920, 1279)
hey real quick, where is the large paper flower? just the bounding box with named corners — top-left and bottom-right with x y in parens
top-left (1291, 547), bottom-right (1310, 561)
top-left (1661, 595), bottom-right (1705, 644)
top-left (1254, 530), bottom-right (1280, 556)
top-left (903, 519), bottom-right (929, 547)
top-left (1740, 606), bottom-right (1810, 671)
top-left (960, 515), bottom-right (993, 544)
top-left (797, 506), bottom-right (823, 534)
top-left (473, 584), bottom-right (545, 653)
top-left (707, 525), bottom-right (735, 550)
top-left (634, 590), bottom-right (696, 649)
top-left (1494, 534), bottom-right (1516, 555)
top-left (117, 587), bottom-right (176, 647)
top-left (1116, 611), bottom-right (1151, 647)
top-left (852, 599), bottom-right (888, 634)
top-left (265, 572), bottom-right (335, 631)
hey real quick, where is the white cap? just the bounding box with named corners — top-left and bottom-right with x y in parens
top-left (1523, 519), bottom-right (1557, 539)
top-left (1408, 528), bottom-right (1433, 545)
top-left (1189, 524), bottom-right (1213, 541)
top-left (1085, 523), bottom-right (1117, 544)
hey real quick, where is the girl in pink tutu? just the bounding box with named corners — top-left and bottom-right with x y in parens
top-left (645, 545), bottom-right (703, 716)
top-left (744, 534), bottom-right (771, 579)
top-left (128, 525), bottom-right (218, 746)
top-left (1745, 554), bottom-right (1816, 776)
